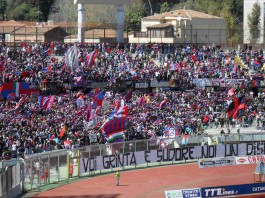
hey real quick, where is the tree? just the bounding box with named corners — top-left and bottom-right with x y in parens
top-left (160, 2), bottom-right (170, 13)
top-left (5, 0), bottom-right (55, 21)
top-left (39, 0), bottom-right (55, 21)
top-left (125, 0), bottom-right (145, 31)
top-left (85, 4), bottom-right (116, 24)
top-left (220, 3), bottom-right (238, 45)
top-left (48, 0), bottom-right (77, 23)
top-left (0, 0), bottom-right (7, 20)
top-left (248, 2), bottom-right (261, 43)
top-left (7, 2), bottom-right (39, 21)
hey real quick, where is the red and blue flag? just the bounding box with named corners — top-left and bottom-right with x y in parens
top-left (252, 60), bottom-right (261, 67)
top-left (86, 49), bottom-right (98, 67)
top-left (38, 95), bottom-right (56, 110)
top-left (7, 92), bottom-right (15, 101)
top-left (93, 91), bottom-right (104, 107)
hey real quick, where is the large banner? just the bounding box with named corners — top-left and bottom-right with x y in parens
top-left (1, 82), bottom-right (40, 98)
top-left (201, 183), bottom-right (265, 197)
top-left (150, 80), bottom-right (169, 88)
top-left (80, 142), bottom-right (265, 173)
top-left (192, 78), bottom-right (246, 88)
top-left (135, 82), bottom-right (148, 89)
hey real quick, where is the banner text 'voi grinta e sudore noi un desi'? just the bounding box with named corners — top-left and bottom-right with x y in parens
top-left (80, 142), bottom-right (265, 173)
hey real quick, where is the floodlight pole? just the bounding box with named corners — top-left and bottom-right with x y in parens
top-left (117, 4), bottom-right (125, 43)
top-left (77, 3), bottom-right (86, 43)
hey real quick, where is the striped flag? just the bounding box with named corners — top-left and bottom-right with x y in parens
top-left (38, 95), bottom-right (56, 110)
top-left (101, 116), bottom-right (126, 134)
top-left (105, 132), bottom-right (124, 143)
top-left (65, 44), bottom-right (79, 73)
top-left (86, 49), bottom-right (98, 67)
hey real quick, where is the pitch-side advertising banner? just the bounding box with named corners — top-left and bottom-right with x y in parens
top-left (235, 155), bottom-right (265, 165)
top-left (165, 188), bottom-right (201, 198)
top-left (198, 157), bottom-right (236, 168)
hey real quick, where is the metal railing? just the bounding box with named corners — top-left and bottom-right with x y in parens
top-left (0, 161), bottom-right (22, 198)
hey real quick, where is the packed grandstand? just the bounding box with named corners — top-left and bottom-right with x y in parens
top-left (0, 42), bottom-right (263, 160)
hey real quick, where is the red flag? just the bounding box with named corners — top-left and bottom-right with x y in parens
top-left (0, 60), bottom-right (5, 72)
top-left (233, 103), bottom-right (248, 119)
top-left (124, 89), bottom-right (132, 101)
top-left (59, 125), bottom-right (66, 138)
top-left (47, 48), bottom-right (52, 56)
top-left (227, 96), bottom-right (244, 117)
top-left (85, 104), bottom-right (91, 121)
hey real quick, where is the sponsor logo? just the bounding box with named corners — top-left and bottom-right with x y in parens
top-left (237, 158), bottom-right (246, 163)
top-left (204, 188), bottom-right (238, 197)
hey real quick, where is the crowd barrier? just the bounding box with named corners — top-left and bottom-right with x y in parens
top-left (2, 132), bottom-right (265, 197)
top-left (0, 161), bottom-right (22, 198)
top-left (4, 76), bottom-right (263, 97)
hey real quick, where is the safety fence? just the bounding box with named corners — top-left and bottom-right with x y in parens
top-left (0, 161), bottom-right (22, 198)
top-left (1, 132), bottom-right (264, 197)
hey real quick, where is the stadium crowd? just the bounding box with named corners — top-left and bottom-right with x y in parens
top-left (0, 41), bottom-right (264, 160)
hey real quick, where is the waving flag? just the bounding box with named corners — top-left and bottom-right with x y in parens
top-left (228, 88), bottom-right (235, 96)
top-left (233, 103), bottom-right (248, 119)
top-left (100, 117), bottom-right (126, 135)
top-left (115, 106), bottom-right (129, 118)
top-left (252, 60), bottom-right (261, 67)
top-left (38, 95), bottom-right (56, 110)
top-left (93, 92), bottom-right (104, 107)
top-left (59, 125), bottom-right (66, 138)
top-left (85, 103), bottom-right (91, 121)
top-left (227, 95), bottom-right (244, 117)
top-left (65, 44), bottom-right (78, 73)
top-left (124, 89), bottom-right (132, 101)
top-left (86, 49), bottom-right (98, 67)
top-left (138, 97), bottom-right (146, 106)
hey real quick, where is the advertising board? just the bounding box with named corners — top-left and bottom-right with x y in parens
top-left (165, 188), bottom-right (201, 198)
